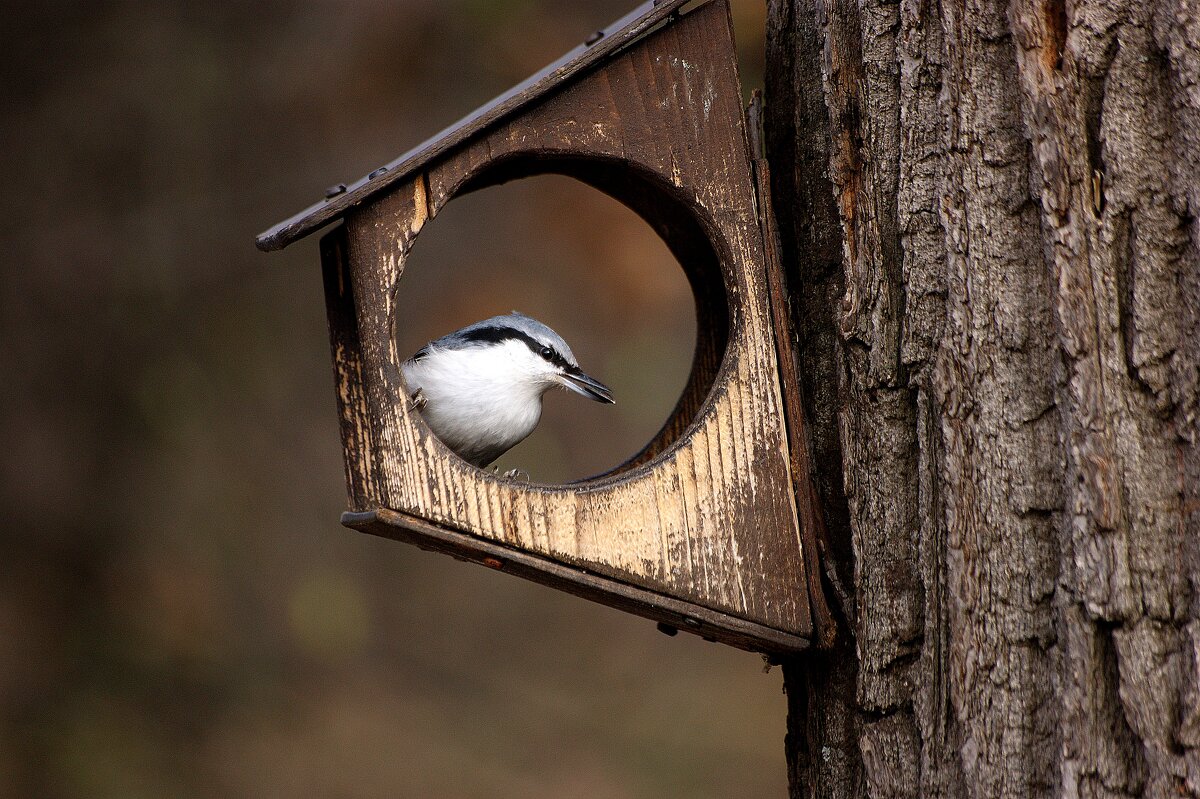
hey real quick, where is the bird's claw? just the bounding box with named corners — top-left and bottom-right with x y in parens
top-left (498, 468), bottom-right (530, 482)
top-left (408, 388), bottom-right (427, 411)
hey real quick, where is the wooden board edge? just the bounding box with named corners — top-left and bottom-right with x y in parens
top-left (319, 224), bottom-right (379, 511)
top-left (748, 92), bottom-right (839, 649)
top-left (343, 507), bottom-right (811, 656)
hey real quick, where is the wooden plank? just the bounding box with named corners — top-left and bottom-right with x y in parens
top-left (748, 91), bottom-right (839, 649)
top-left (256, 0), bottom-right (709, 252)
top-left (319, 225), bottom-right (377, 511)
top-left (345, 508), bottom-right (810, 655)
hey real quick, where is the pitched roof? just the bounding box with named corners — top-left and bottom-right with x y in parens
top-left (256, 0), bottom-right (704, 252)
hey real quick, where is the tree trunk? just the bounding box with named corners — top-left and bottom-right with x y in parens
top-left (764, 0), bottom-right (1200, 796)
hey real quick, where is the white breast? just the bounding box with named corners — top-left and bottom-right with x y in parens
top-left (400, 341), bottom-right (546, 467)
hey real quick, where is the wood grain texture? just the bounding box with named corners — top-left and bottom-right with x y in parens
top-left (767, 0), bottom-right (1200, 793)
top-left (750, 91), bottom-right (839, 650)
top-left (307, 0), bottom-right (814, 651)
top-left (321, 226), bottom-right (374, 512)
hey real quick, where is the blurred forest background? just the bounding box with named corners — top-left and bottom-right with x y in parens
top-left (1, 1), bottom-right (787, 796)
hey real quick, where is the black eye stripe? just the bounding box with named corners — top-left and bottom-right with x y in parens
top-left (458, 325), bottom-right (571, 369)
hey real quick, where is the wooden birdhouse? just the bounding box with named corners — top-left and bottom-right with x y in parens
top-left (257, 0), bottom-right (832, 654)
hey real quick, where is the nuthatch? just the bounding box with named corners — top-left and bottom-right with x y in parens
top-left (401, 312), bottom-right (614, 467)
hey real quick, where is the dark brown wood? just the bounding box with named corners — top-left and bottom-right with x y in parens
top-left (344, 508), bottom-right (810, 654)
top-left (748, 91), bottom-right (838, 650)
top-left (320, 225), bottom-right (376, 512)
top-left (256, 0), bottom-right (702, 252)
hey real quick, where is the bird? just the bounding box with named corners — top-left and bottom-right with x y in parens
top-left (400, 312), bottom-right (614, 468)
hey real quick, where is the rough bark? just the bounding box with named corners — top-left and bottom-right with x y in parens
top-left (765, 0), bottom-right (1200, 796)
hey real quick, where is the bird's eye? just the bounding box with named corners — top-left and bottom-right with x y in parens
top-left (539, 346), bottom-right (554, 360)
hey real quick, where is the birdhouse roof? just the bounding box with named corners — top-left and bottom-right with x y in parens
top-left (256, 0), bottom-right (704, 252)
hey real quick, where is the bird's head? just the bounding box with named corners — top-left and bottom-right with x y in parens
top-left (447, 312), bottom-right (615, 404)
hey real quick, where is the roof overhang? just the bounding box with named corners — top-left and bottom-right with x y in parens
top-left (255, 0), bottom-right (709, 252)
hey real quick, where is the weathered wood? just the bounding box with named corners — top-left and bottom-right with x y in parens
top-left (767, 0), bottom-right (1200, 793)
top-left (750, 90), bottom-right (839, 650)
top-left (320, 225), bottom-right (375, 512)
top-left (288, 0), bottom-right (822, 653)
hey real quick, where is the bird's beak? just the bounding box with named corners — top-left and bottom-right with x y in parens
top-left (559, 370), bottom-right (615, 404)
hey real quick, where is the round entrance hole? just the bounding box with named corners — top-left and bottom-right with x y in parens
top-left (394, 167), bottom-right (727, 484)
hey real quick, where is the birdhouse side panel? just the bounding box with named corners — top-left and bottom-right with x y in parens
top-left (320, 225), bottom-right (379, 511)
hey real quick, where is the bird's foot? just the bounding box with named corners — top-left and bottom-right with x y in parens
top-left (499, 468), bottom-right (530, 482)
top-left (408, 388), bottom-right (427, 411)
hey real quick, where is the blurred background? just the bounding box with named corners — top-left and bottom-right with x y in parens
top-left (1, 1), bottom-right (787, 796)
